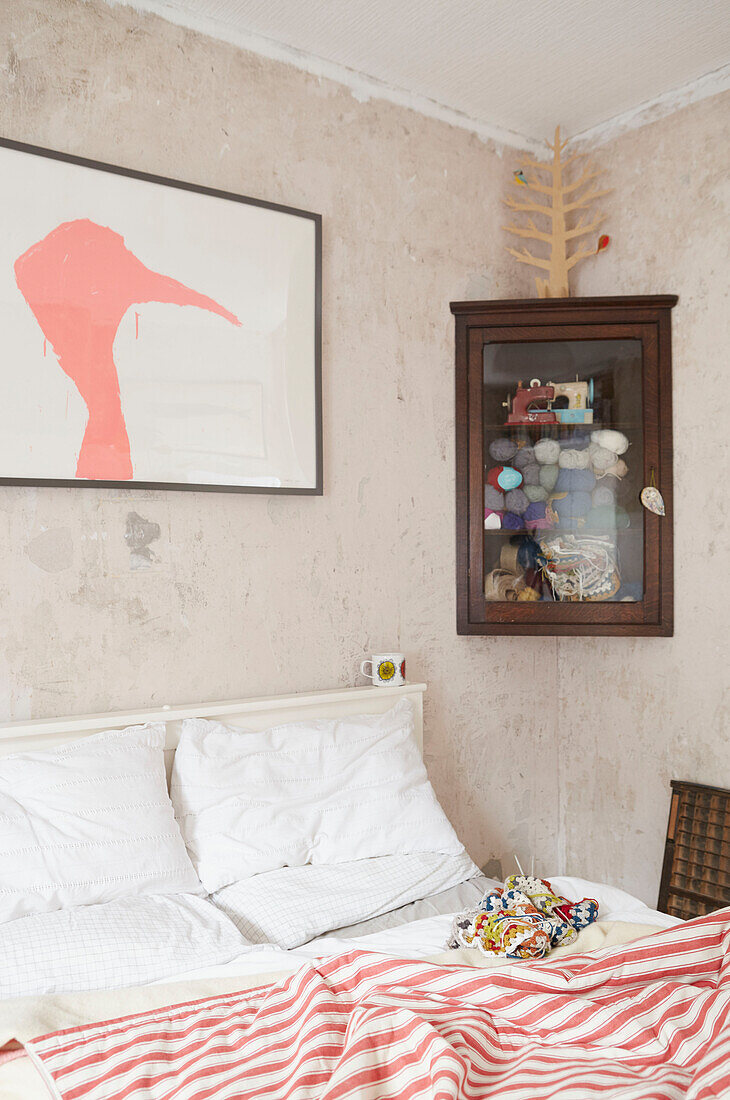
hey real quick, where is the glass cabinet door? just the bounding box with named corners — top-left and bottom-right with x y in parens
top-left (453, 298), bottom-right (676, 636)
top-left (482, 338), bottom-right (643, 604)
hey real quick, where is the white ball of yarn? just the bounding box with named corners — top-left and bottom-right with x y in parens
top-left (591, 429), bottom-right (629, 455)
top-left (588, 442), bottom-right (618, 472)
top-left (534, 438), bottom-right (560, 465)
top-left (558, 448), bottom-right (591, 469)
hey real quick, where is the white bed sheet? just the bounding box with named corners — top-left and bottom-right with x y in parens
top-left (151, 875), bottom-right (681, 986)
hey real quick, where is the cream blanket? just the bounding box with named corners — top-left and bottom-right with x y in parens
top-left (0, 921), bottom-right (663, 1100)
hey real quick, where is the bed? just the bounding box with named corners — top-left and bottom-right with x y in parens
top-left (0, 683), bottom-right (726, 1100)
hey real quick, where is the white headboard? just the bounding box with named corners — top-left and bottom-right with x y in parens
top-left (0, 684), bottom-right (427, 768)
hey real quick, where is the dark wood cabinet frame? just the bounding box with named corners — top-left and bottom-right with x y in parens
top-left (451, 296), bottom-right (677, 636)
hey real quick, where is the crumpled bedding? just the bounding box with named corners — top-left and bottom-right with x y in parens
top-left (0, 917), bottom-right (668, 1100)
top-left (23, 912), bottom-right (730, 1100)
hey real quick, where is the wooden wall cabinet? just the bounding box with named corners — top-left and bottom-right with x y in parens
top-left (451, 296), bottom-right (676, 636)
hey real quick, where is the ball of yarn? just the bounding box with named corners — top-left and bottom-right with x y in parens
top-left (539, 464), bottom-right (559, 492)
top-left (588, 443), bottom-right (617, 472)
top-left (484, 485), bottom-right (505, 511)
top-left (591, 429), bottom-right (629, 456)
top-left (556, 468), bottom-right (596, 492)
top-left (502, 512), bottom-right (524, 530)
top-left (484, 509), bottom-right (502, 530)
top-left (489, 437), bottom-right (518, 463)
top-left (524, 484), bottom-right (548, 502)
top-left (534, 438), bottom-right (560, 465)
top-left (487, 465), bottom-right (523, 491)
top-left (512, 445), bottom-right (536, 471)
top-left (505, 488), bottom-right (529, 515)
top-left (605, 458), bottom-right (628, 479)
top-left (521, 463), bottom-right (541, 487)
top-left (551, 491), bottom-right (592, 526)
top-left (524, 502), bottom-right (551, 531)
top-left (559, 448), bottom-right (591, 469)
top-left (592, 485), bottom-right (615, 507)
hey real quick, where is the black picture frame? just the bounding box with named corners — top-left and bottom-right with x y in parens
top-left (0, 136), bottom-right (323, 495)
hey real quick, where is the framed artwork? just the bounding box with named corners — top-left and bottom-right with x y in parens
top-left (0, 138), bottom-right (322, 494)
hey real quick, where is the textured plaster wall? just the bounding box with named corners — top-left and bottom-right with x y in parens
top-left (2, 1), bottom-right (727, 904)
top-left (0, 0), bottom-right (554, 881)
top-left (565, 91), bottom-right (730, 903)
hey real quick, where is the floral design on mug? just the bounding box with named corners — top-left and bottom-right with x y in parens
top-left (378, 660), bottom-right (396, 681)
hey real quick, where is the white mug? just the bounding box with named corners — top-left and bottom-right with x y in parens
top-left (360, 652), bottom-right (406, 686)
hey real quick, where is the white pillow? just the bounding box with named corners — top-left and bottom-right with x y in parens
top-left (211, 851), bottom-right (479, 949)
top-left (0, 723), bottom-right (202, 923)
top-left (0, 894), bottom-right (246, 998)
top-left (171, 699), bottom-right (464, 892)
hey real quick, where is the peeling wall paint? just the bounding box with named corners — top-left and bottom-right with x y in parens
top-left (125, 511), bottom-right (161, 570)
top-left (1, 0), bottom-right (727, 902)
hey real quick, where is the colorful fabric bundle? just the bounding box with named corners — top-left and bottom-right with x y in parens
top-left (537, 532), bottom-right (621, 601)
top-left (447, 874), bottom-right (599, 960)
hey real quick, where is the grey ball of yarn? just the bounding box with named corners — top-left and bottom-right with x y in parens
top-left (512, 446), bottom-right (536, 470)
top-left (534, 438), bottom-right (560, 465)
top-left (588, 442), bottom-right (617, 472)
top-left (489, 437), bottom-right (518, 463)
top-left (524, 484), bottom-right (548, 502)
top-left (559, 448), bottom-right (591, 469)
top-left (504, 488), bottom-right (529, 515)
top-left (592, 485), bottom-right (616, 507)
top-left (539, 463), bottom-right (559, 492)
top-left (484, 485), bottom-right (505, 511)
top-left (521, 463), bottom-right (541, 486)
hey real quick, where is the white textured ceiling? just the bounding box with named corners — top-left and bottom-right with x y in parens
top-left (126, 0), bottom-right (730, 147)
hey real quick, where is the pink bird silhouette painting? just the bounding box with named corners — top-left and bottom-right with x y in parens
top-left (14, 219), bottom-right (241, 481)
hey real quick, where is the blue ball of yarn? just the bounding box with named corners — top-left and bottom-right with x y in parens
top-left (524, 502), bottom-right (547, 524)
top-left (551, 491), bottom-right (592, 527)
top-left (502, 512), bottom-right (523, 530)
top-left (556, 468), bottom-right (596, 493)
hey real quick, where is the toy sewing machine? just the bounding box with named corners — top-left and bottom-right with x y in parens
top-left (503, 376), bottom-right (593, 425)
top-left (504, 379), bottom-right (557, 425)
top-left (548, 377), bottom-right (594, 424)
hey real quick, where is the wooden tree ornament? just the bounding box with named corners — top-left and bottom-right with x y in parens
top-left (503, 126), bottom-right (611, 297)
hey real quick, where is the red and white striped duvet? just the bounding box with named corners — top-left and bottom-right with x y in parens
top-left (26, 908), bottom-right (730, 1100)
